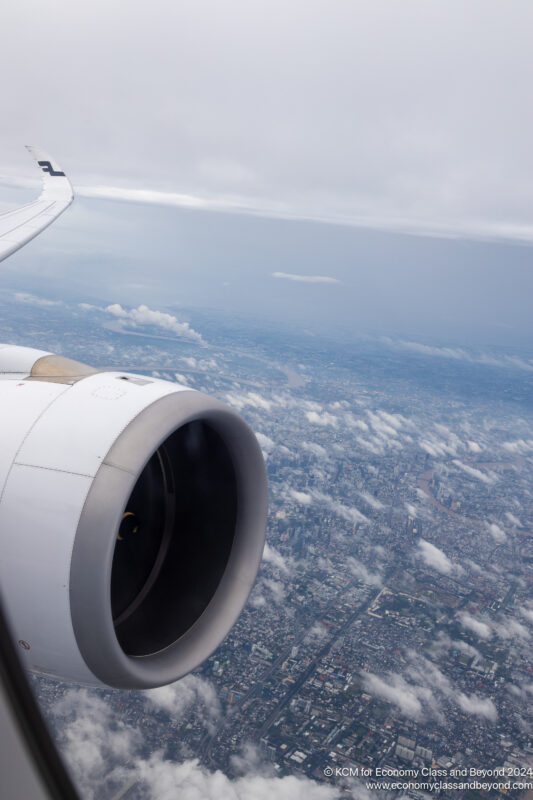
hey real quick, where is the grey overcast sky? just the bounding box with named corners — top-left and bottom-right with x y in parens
top-left (1, 0), bottom-right (533, 242)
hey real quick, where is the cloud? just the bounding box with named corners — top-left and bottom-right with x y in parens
top-left (355, 436), bottom-right (384, 456)
top-left (304, 622), bottom-right (328, 644)
top-left (520, 607), bottom-right (533, 624)
top-left (380, 338), bottom-right (533, 372)
top-left (51, 689), bottom-right (142, 799)
top-left (255, 432), bottom-right (275, 457)
top-left (465, 560), bottom-right (482, 577)
top-left (492, 618), bottom-right (530, 641)
top-left (105, 303), bottom-right (204, 343)
top-left (50, 687), bottom-right (340, 800)
top-left (429, 632), bottom-right (480, 661)
top-left (452, 460), bottom-right (497, 485)
top-left (419, 437), bottom-right (458, 458)
top-left (486, 522), bottom-right (506, 543)
top-left (145, 676), bottom-right (220, 731)
top-left (405, 655), bottom-right (498, 722)
top-left (287, 486), bottom-right (368, 526)
top-left (507, 683), bottom-right (533, 703)
top-left (344, 408), bottom-right (417, 459)
top-left (225, 391), bottom-right (273, 413)
top-left (4, 0), bottom-right (533, 253)
top-left (456, 611), bottom-right (529, 642)
top-left (367, 411), bottom-right (400, 439)
top-left (415, 539), bottom-right (457, 575)
top-left (272, 271), bottom-right (340, 284)
top-left (376, 410), bottom-right (408, 430)
top-left (35, 178), bottom-right (533, 247)
top-left (505, 511), bottom-right (522, 527)
top-left (262, 543), bottom-right (290, 575)
top-left (14, 292), bottom-right (62, 307)
top-left (452, 640), bottom-right (481, 659)
top-left (347, 556), bottom-right (382, 587)
top-left (257, 578), bottom-right (286, 605)
top-left (305, 410), bottom-right (338, 427)
top-left (358, 491), bottom-right (384, 511)
top-left (249, 593), bottom-right (267, 609)
top-left (455, 693), bottom-right (497, 721)
top-left (345, 415), bottom-right (369, 432)
top-left (415, 488), bottom-right (432, 505)
top-left (134, 755), bottom-right (340, 800)
top-left (361, 672), bottom-right (428, 720)
top-left (301, 441), bottom-right (329, 459)
top-left (312, 490), bottom-right (368, 525)
top-left (399, 422), bottom-right (463, 462)
top-left (467, 440), bottom-right (482, 453)
top-left (405, 656), bottom-right (451, 697)
top-left (289, 489), bottom-right (313, 506)
top-left (457, 612), bottom-right (492, 640)
top-left (248, 545), bottom-right (291, 607)
top-left (502, 439), bottom-right (533, 455)
top-left (78, 184), bottom-right (210, 210)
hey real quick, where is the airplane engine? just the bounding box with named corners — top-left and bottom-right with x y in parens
top-left (0, 345), bottom-right (267, 689)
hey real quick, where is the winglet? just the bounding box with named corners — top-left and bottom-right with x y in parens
top-left (24, 146), bottom-right (74, 203)
top-left (0, 147), bottom-right (74, 263)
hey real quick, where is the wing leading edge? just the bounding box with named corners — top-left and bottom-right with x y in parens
top-left (0, 147), bottom-right (74, 263)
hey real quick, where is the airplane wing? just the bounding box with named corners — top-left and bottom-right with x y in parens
top-left (0, 147), bottom-right (74, 263)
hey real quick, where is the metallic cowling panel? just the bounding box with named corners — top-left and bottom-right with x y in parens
top-left (29, 354), bottom-right (99, 384)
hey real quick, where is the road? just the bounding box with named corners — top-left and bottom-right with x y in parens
top-left (255, 568), bottom-right (396, 741)
top-left (199, 568), bottom-right (396, 765)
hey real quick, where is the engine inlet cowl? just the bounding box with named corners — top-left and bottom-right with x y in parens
top-left (70, 390), bottom-right (268, 689)
top-left (0, 364), bottom-right (267, 689)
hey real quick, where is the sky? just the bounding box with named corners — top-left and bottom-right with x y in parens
top-left (1, 1), bottom-right (533, 345)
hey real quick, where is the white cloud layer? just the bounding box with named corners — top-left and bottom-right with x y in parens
top-left (358, 491), bottom-right (384, 510)
top-left (452, 460), bottom-right (497, 485)
top-left (225, 391), bottom-right (273, 413)
top-left (347, 556), bottom-right (382, 587)
top-left (416, 539), bottom-right (459, 576)
top-left (272, 272), bottom-right (340, 284)
top-left (381, 338), bottom-right (533, 372)
top-left (50, 685), bottom-right (340, 800)
top-left (51, 689), bottom-right (142, 799)
top-left (363, 654), bottom-right (498, 724)
top-left (361, 672), bottom-right (430, 721)
top-left (457, 612), bottom-right (492, 640)
top-left (145, 676), bottom-right (221, 732)
top-left (134, 755), bottom-right (340, 800)
top-left (486, 522), bottom-right (506, 543)
top-left (14, 292), bottom-right (63, 307)
top-left (305, 410), bottom-right (339, 427)
top-left (3, 1), bottom-right (533, 246)
top-left (457, 611), bottom-right (530, 642)
top-left (105, 303), bottom-right (204, 343)
top-left (262, 543), bottom-right (290, 575)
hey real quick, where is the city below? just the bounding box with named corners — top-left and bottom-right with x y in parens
top-left (3, 290), bottom-right (530, 800)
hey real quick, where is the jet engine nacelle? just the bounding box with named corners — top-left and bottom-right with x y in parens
top-left (0, 345), bottom-right (267, 689)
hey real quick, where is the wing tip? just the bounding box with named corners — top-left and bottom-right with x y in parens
top-left (0, 147), bottom-right (74, 264)
top-left (23, 146), bottom-right (74, 200)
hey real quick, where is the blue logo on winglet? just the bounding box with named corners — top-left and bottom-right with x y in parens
top-left (38, 160), bottom-right (65, 177)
